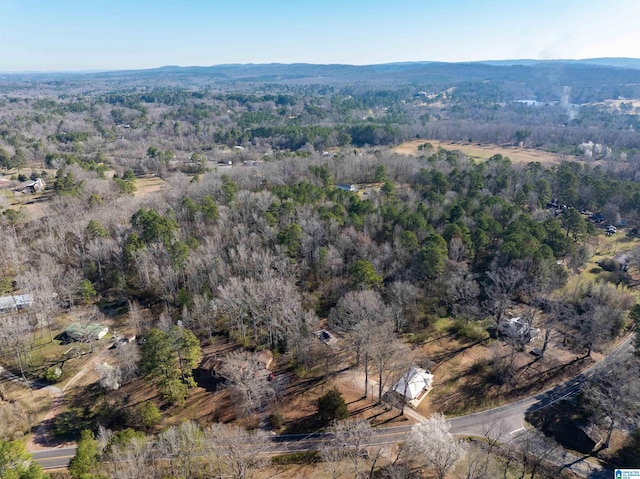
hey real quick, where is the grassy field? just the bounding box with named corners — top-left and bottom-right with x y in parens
top-left (393, 139), bottom-right (588, 166)
top-left (563, 229), bottom-right (640, 301)
top-left (134, 176), bottom-right (167, 197)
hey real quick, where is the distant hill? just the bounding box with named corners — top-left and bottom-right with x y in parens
top-left (479, 58), bottom-right (640, 69)
top-left (2, 59), bottom-right (640, 102)
top-left (73, 60), bottom-right (640, 86)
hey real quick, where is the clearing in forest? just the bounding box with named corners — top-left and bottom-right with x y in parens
top-left (134, 176), bottom-right (167, 197)
top-left (393, 139), bottom-right (579, 165)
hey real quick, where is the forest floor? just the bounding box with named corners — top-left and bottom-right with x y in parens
top-left (393, 139), bottom-right (588, 165)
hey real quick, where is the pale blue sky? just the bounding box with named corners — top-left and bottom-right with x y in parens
top-left (0, 0), bottom-right (639, 71)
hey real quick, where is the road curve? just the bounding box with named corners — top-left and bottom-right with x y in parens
top-left (30, 336), bottom-right (633, 471)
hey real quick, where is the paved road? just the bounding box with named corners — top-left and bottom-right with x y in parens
top-left (32, 447), bottom-right (78, 470)
top-left (30, 336), bottom-right (633, 473)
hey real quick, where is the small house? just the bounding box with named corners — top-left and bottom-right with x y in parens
top-left (336, 183), bottom-right (357, 192)
top-left (497, 317), bottom-right (539, 344)
top-left (15, 178), bottom-right (46, 194)
top-left (392, 367), bottom-right (434, 408)
top-left (65, 323), bottom-right (108, 341)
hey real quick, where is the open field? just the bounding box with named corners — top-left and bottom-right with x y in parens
top-left (393, 139), bottom-right (583, 166)
top-left (563, 228), bottom-right (640, 300)
top-left (597, 98), bottom-right (640, 114)
top-left (134, 175), bottom-right (167, 197)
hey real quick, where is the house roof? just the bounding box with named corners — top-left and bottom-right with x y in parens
top-left (65, 322), bottom-right (108, 340)
top-left (393, 366), bottom-right (433, 400)
top-left (0, 294), bottom-right (33, 311)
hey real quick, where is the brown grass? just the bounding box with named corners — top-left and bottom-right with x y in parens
top-left (134, 176), bottom-right (167, 197)
top-left (414, 323), bottom-right (599, 417)
top-left (393, 139), bottom-right (584, 166)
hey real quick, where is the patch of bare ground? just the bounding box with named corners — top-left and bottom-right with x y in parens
top-left (134, 176), bottom-right (167, 197)
top-left (1, 382), bottom-right (52, 439)
top-left (393, 139), bottom-right (589, 166)
top-left (416, 333), bottom-right (596, 417)
top-left (595, 429), bottom-right (630, 465)
top-left (26, 344), bottom-right (118, 450)
top-left (280, 366), bottom-right (415, 435)
top-left (256, 464), bottom-right (335, 479)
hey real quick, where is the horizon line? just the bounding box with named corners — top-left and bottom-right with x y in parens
top-left (1, 57), bottom-right (639, 75)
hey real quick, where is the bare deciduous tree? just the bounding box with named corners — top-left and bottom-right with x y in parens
top-left (329, 290), bottom-right (388, 396)
top-left (368, 321), bottom-right (401, 404)
top-left (94, 362), bottom-right (122, 391)
top-left (386, 281), bottom-right (420, 332)
top-left (115, 342), bottom-right (140, 384)
top-left (218, 351), bottom-right (273, 417)
top-left (321, 418), bottom-right (385, 479)
top-left (204, 422), bottom-right (272, 479)
top-left (444, 264), bottom-right (480, 323)
top-left (514, 431), bottom-right (555, 479)
top-left (0, 313), bottom-right (32, 384)
top-left (0, 401), bottom-right (33, 441)
top-left (101, 429), bottom-right (156, 479)
top-left (404, 413), bottom-right (467, 479)
top-left (484, 265), bottom-right (526, 324)
top-left (157, 420), bottom-right (203, 479)
top-left (580, 352), bottom-right (640, 449)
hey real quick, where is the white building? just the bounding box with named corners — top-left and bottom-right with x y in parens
top-left (392, 366), bottom-right (434, 407)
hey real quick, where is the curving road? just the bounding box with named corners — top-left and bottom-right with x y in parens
top-left (30, 336), bottom-right (633, 473)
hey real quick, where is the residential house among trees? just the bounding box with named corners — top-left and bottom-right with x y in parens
top-left (496, 317), bottom-right (539, 345)
top-left (14, 178), bottom-right (46, 194)
top-left (392, 366), bottom-right (434, 408)
top-left (65, 323), bottom-right (109, 341)
top-left (0, 294), bottom-right (33, 314)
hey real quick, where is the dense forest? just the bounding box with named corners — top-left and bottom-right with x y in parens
top-left (2, 61), bottom-right (640, 478)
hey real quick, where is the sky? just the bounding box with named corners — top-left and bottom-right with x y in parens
top-left (1, 0), bottom-right (639, 72)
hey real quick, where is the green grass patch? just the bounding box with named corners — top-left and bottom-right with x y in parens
top-left (5, 327), bottom-right (104, 382)
top-left (563, 231), bottom-right (640, 301)
top-left (432, 317), bottom-right (455, 333)
top-left (453, 319), bottom-right (490, 341)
